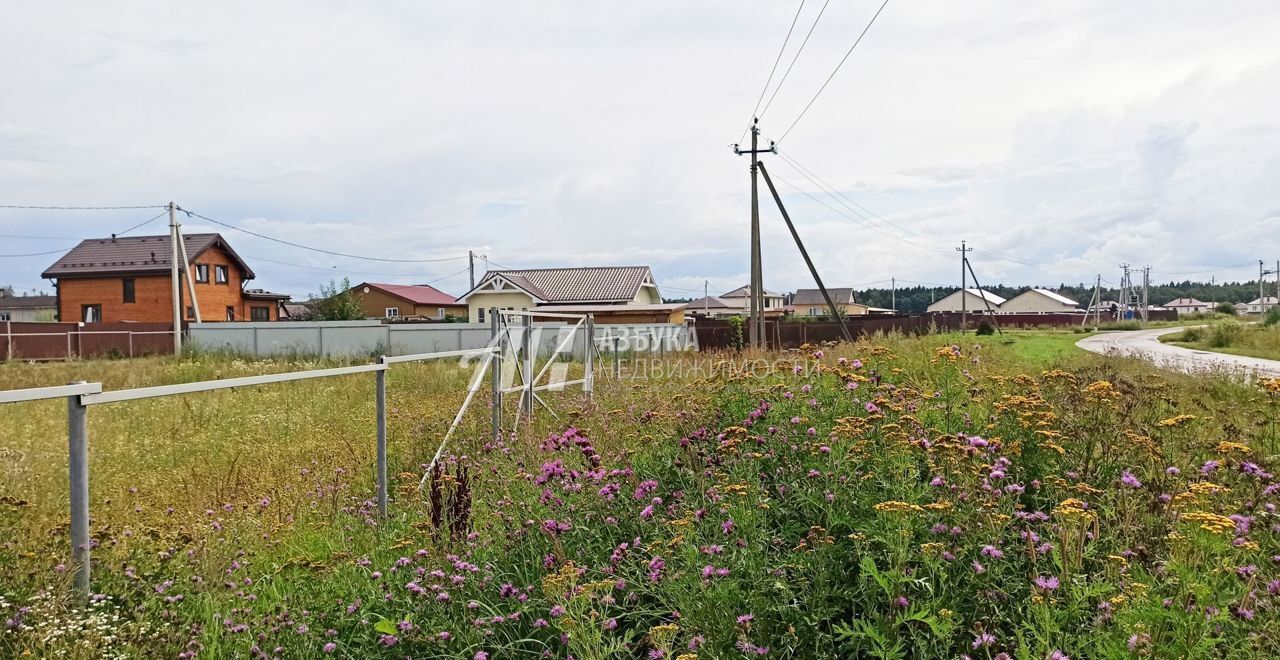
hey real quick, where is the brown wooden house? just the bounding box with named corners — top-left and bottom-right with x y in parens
top-left (42, 233), bottom-right (289, 323)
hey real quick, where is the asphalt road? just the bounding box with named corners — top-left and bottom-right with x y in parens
top-left (1076, 327), bottom-right (1280, 378)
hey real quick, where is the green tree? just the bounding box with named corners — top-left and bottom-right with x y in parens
top-left (309, 278), bottom-right (365, 321)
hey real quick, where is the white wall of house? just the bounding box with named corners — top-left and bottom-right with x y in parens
top-left (465, 291), bottom-right (538, 322)
top-left (926, 290), bottom-right (1001, 314)
top-left (998, 291), bottom-right (1077, 314)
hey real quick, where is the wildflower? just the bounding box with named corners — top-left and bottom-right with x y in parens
top-left (972, 560), bottom-right (986, 574)
top-left (980, 545), bottom-right (1004, 559)
top-left (1120, 470), bottom-right (1142, 489)
top-left (379, 634), bottom-right (398, 647)
top-left (1050, 651), bottom-right (1069, 660)
top-left (475, 652), bottom-right (489, 660)
top-left (550, 605), bottom-right (566, 617)
top-left (438, 631), bottom-right (453, 640)
top-left (972, 632), bottom-right (995, 649)
top-left (322, 642), bottom-right (336, 653)
top-left (737, 613), bottom-right (754, 626)
top-left (722, 519), bottom-right (735, 535)
top-left (1033, 576), bottom-right (1059, 591)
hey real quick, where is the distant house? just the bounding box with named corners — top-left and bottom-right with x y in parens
top-left (1233, 302), bottom-right (1250, 315)
top-left (42, 233), bottom-right (289, 323)
top-left (792, 288), bottom-right (869, 317)
top-left (999, 288), bottom-right (1079, 314)
top-left (926, 289), bottom-right (1006, 314)
top-left (1163, 298), bottom-right (1211, 316)
top-left (456, 266), bottom-right (686, 324)
top-left (684, 296), bottom-right (739, 318)
top-left (348, 282), bottom-right (466, 320)
top-left (720, 285), bottom-right (786, 315)
top-left (1245, 296), bottom-right (1278, 314)
top-left (0, 291), bottom-right (57, 322)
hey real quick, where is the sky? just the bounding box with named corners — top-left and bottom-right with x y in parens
top-left (2, 0), bottom-right (1278, 301)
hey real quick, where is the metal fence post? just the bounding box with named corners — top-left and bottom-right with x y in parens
top-left (67, 383), bottom-right (90, 596)
top-left (522, 314), bottom-right (534, 417)
top-left (584, 314), bottom-right (595, 396)
top-left (612, 334), bottom-right (620, 380)
top-left (66, 330), bottom-right (73, 362)
top-left (375, 358), bottom-right (387, 518)
top-left (489, 309), bottom-right (501, 440)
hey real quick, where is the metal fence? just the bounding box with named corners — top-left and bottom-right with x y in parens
top-left (188, 320), bottom-right (694, 359)
top-left (0, 308), bottom-right (606, 597)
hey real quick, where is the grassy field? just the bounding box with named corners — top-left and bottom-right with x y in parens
top-left (1160, 322), bottom-right (1280, 361)
top-left (3, 333), bottom-right (1280, 658)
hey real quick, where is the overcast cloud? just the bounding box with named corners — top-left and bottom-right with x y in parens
top-left (2, 0), bottom-right (1278, 299)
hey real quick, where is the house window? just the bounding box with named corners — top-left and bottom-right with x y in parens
top-left (82, 304), bottom-right (102, 323)
top-left (810, 307), bottom-right (822, 316)
top-left (250, 306), bottom-right (270, 322)
top-left (477, 307), bottom-right (485, 323)
top-left (194, 264), bottom-right (209, 283)
top-left (226, 306), bottom-right (235, 321)
top-left (186, 306), bottom-right (196, 319)
top-left (437, 307), bottom-right (446, 320)
top-left (385, 307), bottom-right (400, 318)
top-left (122, 278), bottom-right (135, 303)
top-left (215, 265), bottom-right (229, 284)
top-left (0, 312), bottom-right (9, 321)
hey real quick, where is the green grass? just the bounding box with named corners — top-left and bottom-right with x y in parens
top-left (3, 337), bottom-right (1280, 657)
top-left (1160, 322), bottom-right (1280, 361)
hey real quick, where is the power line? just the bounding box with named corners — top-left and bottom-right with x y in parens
top-left (778, 150), bottom-right (931, 240)
top-left (0, 247), bottom-right (75, 258)
top-left (776, 0), bottom-right (891, 145)
top-left (738, 0), bottom-right (809, 144)
top-left (179, 207), bottom-right (470, 264)
top-left (757, 0), bottom-right (832, 123)
top-left (0, 204), bottom-right (166, 210)
top-left (244, 253), bottom-right (472, 280)
top-left (114, 211), bottom-right (168, 237)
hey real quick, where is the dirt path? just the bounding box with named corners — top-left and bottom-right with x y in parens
top-left (1076, 327), bottom-right (1280, 378)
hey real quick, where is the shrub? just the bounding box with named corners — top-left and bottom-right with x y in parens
top-left (1208, 321), bottom-right (1243, 348)
top-left (974, 320), bottom-right (996, 336)
top-left (1263, 306), bottom-right (1280, 328)
top-left (1215, 302), bottom-right (1238, 315)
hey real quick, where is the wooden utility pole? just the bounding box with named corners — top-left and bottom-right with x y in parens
top-left (168, 202), bottom-right (182, 355)
top-left (733, 118), bottom-right (775, 349)
top-left (956, 241), bottom-right (972, 331)
top-left (757, 162), bottom-right (852, 342)
top-left (469, 251), bottom-right (476, 289)
top-left (963, 251), bottom-right (1001, 335)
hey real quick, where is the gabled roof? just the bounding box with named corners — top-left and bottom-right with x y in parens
top-left (41, 233), bottom-right (255, 279)
top-left (1247, 296), bottom-right (1278, 305)
top-left (0, 294), bottom-right (56, 309)
top-left (458, 266), bottom-right (656, 304)
top-left (685, 296), bottom-right (735, 310)
top-left (243, 288), bottom-right (290, 301)
top-left (722, 284), bottom-right (783, 298)
top-left (1164, 297), bottom-right (1208, 307)
top-left (1007, 288), bottom-right (1077, 306)
top-left (960, 288), bottom-right (1006, 305)
top-left (353, 282), bottom-right (458, 306)
top-left (792, 288), bottom-right (858, 306)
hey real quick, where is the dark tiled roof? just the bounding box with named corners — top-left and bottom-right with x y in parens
top-left (792, 288), bottom-right (857, 305)
top-left (464, 266), bottom-right (653, 303)
top-left (242, 288), bottom-right (290, 301)
top-left (0, 294), bottom-right (56, 309)
top-left (41, 233), bottom-right (254, 279)
top-left (684, 296), bottom-right (734, 309)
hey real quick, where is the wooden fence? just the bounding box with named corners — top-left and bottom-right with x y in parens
top-left (2, 321), bottom-right (174, 361)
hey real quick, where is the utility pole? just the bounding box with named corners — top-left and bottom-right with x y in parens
top-left (1081, 274), bottom-right (1101, 329)
top-left (757, 162), bottom-right (852, 341)
top-left (891, 277), bottom-right (896, 312)
top-left (703, 280), bottom-right (709, 315)
top-left (469, 251), bottom-right (476, 289)
top-left (1119, 263), bottom-right (1130, 321)
top-left (168, 202), bottom-right (182, 355)
top-left (956, 241), bottom-right (972, 331)
top-left (175, 212), bottom-right (200, 324)
top-left (1261, 260), bottom-right (1267, 307)
top-left (962, 249), bottom-right (1001, 335)
top-left (1141, 266), bottom-right (1150, 325)
top-left (733, 118), bottom-right (775, 350)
